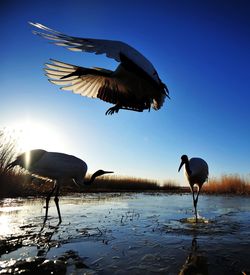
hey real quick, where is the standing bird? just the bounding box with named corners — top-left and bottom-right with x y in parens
top-left (29, 22), bottom-right (169, 115)
top-left (7, 149), bottom-right (113, 225)
top-left (178, 155), bottom-right (209, 222)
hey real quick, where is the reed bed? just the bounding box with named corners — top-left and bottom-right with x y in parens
top-left (0, 171), bottom-right (36, 197)
top-left (1, 171), bottom-right (250, 197)
top-left (84, 175), bottom-right (160, 191)
top-left (0, 172), bottom-right (177, 197)
top-left (83, 175), bottom-right (179, 192)
top-left (203, 174), bottom-right (250, 195)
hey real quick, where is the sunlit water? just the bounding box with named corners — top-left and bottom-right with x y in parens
top-left (0, 193), bottom-right (250, 274)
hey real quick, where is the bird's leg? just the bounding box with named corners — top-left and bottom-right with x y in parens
top-left (105, 104), bottom-right (121, 115)
top-left (192, 189), bottom-right (198, 222)
top-left (54, 183), bottom-right (62, 225)
top-left (192, 186), bottom-right (202, 223)
top-left (105, 104), bottom-right (145, 115)
top-left (119, 107), bottom-right (144, 112)
top-left (43, 182), bottom-right (57, 225)
top-left (194, 186), bottom-right (201, 220)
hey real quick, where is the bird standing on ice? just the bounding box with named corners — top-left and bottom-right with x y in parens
top-left (29, 22), bottom-right (170, 115)
top-left (7, 149), bottom-right (113, 225)
top-left (178, 155), bottom-right (209, 222)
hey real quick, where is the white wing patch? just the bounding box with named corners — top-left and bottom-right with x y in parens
top-left (44, 59), bottom-right (125, 104)
top-left (45, 59), bottom-right (104, 99)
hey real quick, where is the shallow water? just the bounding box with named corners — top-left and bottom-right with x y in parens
top-left (0, 193), bottom-right (250, 274)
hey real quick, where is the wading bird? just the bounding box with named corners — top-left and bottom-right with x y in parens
top-left (29, 22), bottom-right (169, 115)
top-left (178, 155), bottom-right (209, 222)
top-left (7, 149), bottom-right (113, 225)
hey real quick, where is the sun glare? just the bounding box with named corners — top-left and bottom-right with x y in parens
top-left (8, 119), bottom-right (69, 153)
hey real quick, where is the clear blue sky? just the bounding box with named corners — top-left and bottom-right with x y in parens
top-left (1, 0), bottom-right (250, 185)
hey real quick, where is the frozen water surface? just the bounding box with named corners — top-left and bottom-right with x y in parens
top-left (0, 193), bottom-right (250, 274)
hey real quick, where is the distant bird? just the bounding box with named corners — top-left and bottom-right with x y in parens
top-left (7, 149), bottom-right (113, 225)
top-left (29, 22), bottom-right (169, 115)
top-left (178, 155), bottom-right (209, 222)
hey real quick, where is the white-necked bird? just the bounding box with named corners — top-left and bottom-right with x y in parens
top-left (178, 154), bottom-right (209, 222)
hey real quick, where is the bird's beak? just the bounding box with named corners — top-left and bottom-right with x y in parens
top-left (178, 161), bottom-right (184, 172)
top-left (104, 171), bottom-right (114, 174)
top-left (162, 84), bottom-right (170, 99)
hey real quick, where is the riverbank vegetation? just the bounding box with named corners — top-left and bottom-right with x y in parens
top-left (203, 175), bottom-right (250, 195)
top-left (0, 170), bottom-right (179, 197)
top-left (0, 128), bottom-right (249, 197)
top-left (1, 168), bottom-right (249, 198)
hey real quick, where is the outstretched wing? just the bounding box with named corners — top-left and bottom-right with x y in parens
top-left (44, 59), bottom-right (128, 105)
top-left (29, 22), bottom-right (160, 83)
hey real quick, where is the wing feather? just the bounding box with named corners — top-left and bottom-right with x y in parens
top-left (46, 73), bottom-right (78, 80)
top-left (84, 78), bottom-right (101, 97)
top-left (70, 80), bottom-right (88, 91)
top-left (49, 79), bottom-right (81, 85)
top-left (29, 22), bottom-right (159, 82)
top-left (46, 63), bottom-right (74, 72)
top-left (82, 79), bottom-right (101, 97)
top-left (44, 59), bottom-right (127, 104)
top-left (72, 82), bottom-right (86, 94)
top-left (77, 78), bottom-right (94, 93)
top-left (50, 59), bottom-right (76, 68)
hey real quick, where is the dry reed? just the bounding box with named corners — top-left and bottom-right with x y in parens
top-left (0, 128), bottom-right (25, 197)
top-left (203, 174), bottom-right (250, 195)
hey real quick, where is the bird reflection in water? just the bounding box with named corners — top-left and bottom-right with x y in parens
top-left (179, 238), bottom-right (208, 275)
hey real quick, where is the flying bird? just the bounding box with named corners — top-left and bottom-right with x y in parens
top-left (178, 155), bottom-right (209, 222)
top-left (7, 149), bottom-right (113, 225)
top-left (29, 22), bottom-right (170, 115)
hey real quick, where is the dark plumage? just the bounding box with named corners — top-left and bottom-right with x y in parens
top-left (29, 22), bottom-right (170, 115)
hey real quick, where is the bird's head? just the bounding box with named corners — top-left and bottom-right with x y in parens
top-left (178, 155), bottom-right (189, 172)
top-left (84, 169), bottom-right (114, 185)
top-left (93, 169), bottom-right (114, 178)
